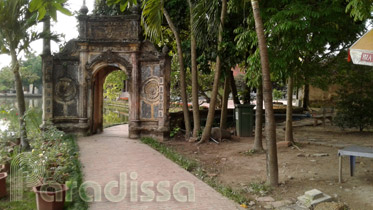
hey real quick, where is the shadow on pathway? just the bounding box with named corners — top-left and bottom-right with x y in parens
top-left (78, 124), bottom-right (243, 210)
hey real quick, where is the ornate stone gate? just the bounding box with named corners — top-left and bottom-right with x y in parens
top-left (42, 9), bottom-right (171, 141)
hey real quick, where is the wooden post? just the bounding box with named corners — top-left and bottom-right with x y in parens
top-left (339, 155), bottom-right (342, 183)
top-left (350, 156), bottom-right (355, 177)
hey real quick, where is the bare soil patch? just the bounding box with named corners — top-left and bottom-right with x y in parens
top-left (166, 118), bottom-right (373, 210)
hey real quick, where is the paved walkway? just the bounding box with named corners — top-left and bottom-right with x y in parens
top-left (78, 125), bottom-right (242, 210)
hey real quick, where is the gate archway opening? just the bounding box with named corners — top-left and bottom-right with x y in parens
top-left (92, 66), bottom-right (129, 134)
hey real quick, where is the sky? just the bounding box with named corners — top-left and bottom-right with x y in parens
top-left (0, 0), bottom-right (96, 69)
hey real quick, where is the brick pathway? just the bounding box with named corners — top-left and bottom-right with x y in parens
top-left (78, 125), bottom-right (243, 210)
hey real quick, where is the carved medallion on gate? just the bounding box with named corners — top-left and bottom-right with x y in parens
top-left (143, 78), bottom-right (160, 103)
top-left (55, 78), bottom-right (77, 103)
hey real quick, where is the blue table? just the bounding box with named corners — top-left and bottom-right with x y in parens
top-left (338, 145), bottom-right (373, 183)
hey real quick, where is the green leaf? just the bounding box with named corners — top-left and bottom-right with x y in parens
top-left (53, 3), bottom-right (72, 16)
top-left (37, 7), bottom-right (47, 20)
top-left (49, 8), bottom-right (57, 21)
top-left (29, 0), bottom-right (43, 12)
top-left (120, 2), bottom-right (128, 12)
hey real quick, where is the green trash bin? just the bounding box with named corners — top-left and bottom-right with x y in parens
top-left (235, 104), bottom-right (255, 137)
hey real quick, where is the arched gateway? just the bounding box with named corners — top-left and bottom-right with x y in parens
top-left (42, 10), bottom-right (171, 141)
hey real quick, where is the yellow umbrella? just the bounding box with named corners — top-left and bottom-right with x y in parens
top-left (349, 29), bottom-right (373, 66)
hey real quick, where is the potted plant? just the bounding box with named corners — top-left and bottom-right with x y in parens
top-left (29, 125), bottom-right (71, 210)
top-left (0, 147), bottom-right (12, 173)
top-left (33, 183), bottom-right (68, 210)
top-left (0, 172), bottom-right (8, 198)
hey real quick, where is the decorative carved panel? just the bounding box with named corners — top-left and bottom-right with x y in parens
top-left (85, 17), bottom-right (139, 41)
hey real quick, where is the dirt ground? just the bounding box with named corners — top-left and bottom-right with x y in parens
top-left (165, 118), bottom-right (373, 210)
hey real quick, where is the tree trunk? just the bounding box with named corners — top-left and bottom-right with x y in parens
top-left (285, 76), bottom-right (294, 143)
top-left (251, 0), bottom-right (278, 187)
top-left (303, 83), bottom-right (310, 109)
top-left (11, 49), bottom-right (30, 151)
top-left (253, 82), bottom-right (264, 152)
top-left (163, 8), bottom-right (192, 139)
top-left (200, 0), bottom-right (227, 143)
top-left (187, 0), bottom-right (201, 138)
top-left (229, 70), bottom-right (240, 105)
top-left (43, 16), bottom-right (51, 55)
top-left (243, 82), bottom-right (251, 104)
top-left (220, 73), bottom-right (230, 129)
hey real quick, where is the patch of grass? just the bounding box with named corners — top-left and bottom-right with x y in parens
top-left (245, 182), bottom-right (272, 196)
top-left (65, 135), bottom-right (88, 210)
top-left (0, 190), bottom-right (36, 210)
top-left (141, 137), bottom-right (198, 172)
top-left (141, 137), bottom-right (252, 206)
top-left (242, 149), bottom-right (256, 156)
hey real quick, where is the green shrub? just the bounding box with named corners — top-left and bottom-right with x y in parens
top-left (334, 67), bottom-right (373, 131)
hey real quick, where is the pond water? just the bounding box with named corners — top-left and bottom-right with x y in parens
top-left (0, 97), bottom-right (128, 130)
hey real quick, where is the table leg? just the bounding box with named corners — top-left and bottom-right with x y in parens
top-left (339, 155), bottom-right (342, 183)
top-left (350, 156), bottom-right (355, 176)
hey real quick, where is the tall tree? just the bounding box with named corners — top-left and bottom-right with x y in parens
top-left (199, 0), bottom-right (227, 143)
top-left (285, 77), bottom-right (294, 143)
top-left (0, 0), bottom-right (39, 150)
top-left (187, 0), bottom-right (200, 138)
top-left (253, 81), bottom-right (264, 152)
top-left (220, 72), bottom-right (230, 129)
top-left (229, 70), bottom-right (240, 105)
top-left (162, 6), bottom-right (192, 139)
top-left (250, 0), bottom-right (278, 186)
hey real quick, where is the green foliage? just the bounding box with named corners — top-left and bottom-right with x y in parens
top-left (28, 0), bottom-right (72, 21)
top-left (0, 54), bottom-right (42, 92)
top-left (0, 101), bottom-right (87, 209)
top-left (0, 0), bottom-right (38, 56)
top-left (272, 89), bottom-right (284, 102)
top-left (334, 66), bottom-right (373, 132)
top-left (20, 54), bottom-right (42, 90)
top-left (106, 0), bottom-right (138, 12)
top-left (170, 126), bottom-right (180, 137)
top-left (141, 0), bottom-right (164, 42)
top-left (103, 70), bottom-right (127, 101)
top-left (26, 126), bottom-right (87, 209)
top-left (93, 0), bottom-right (128, 15)
top-left (234, 0), bottom-right (368, 89)
top-left (0, 100), bottom-right (42, 138)
top-left (0, 66), bottom-right (14, 92)
top-left (346, 0), bottom-right (373, 21)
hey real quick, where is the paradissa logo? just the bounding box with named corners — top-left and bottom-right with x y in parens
top-left (10, 153), bottom-right (195, 203)
top-left (78, 172), bottom-right (195, 203)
